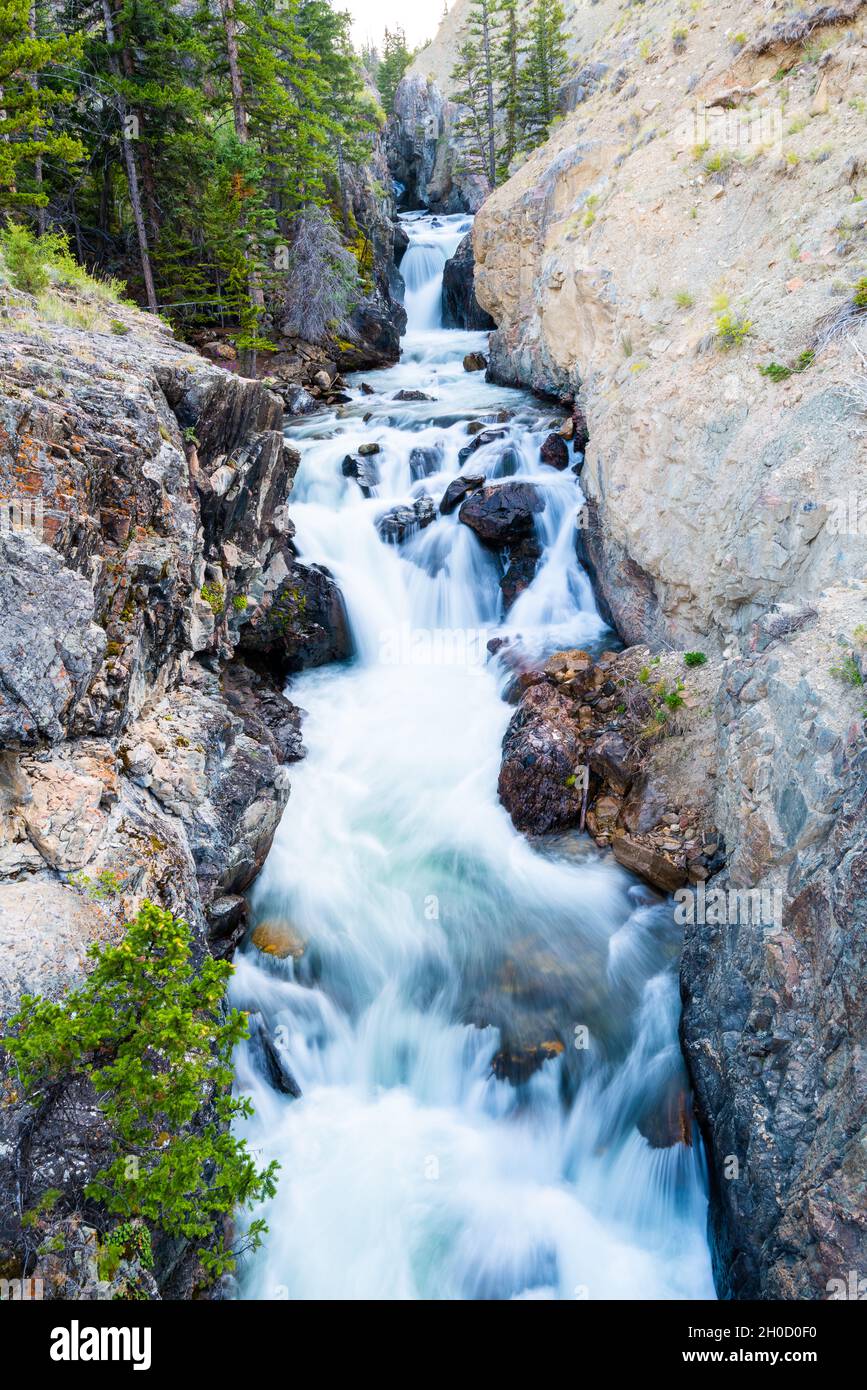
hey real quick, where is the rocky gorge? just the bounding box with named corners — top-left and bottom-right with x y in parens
top-left (466, 0), bottom-right (867, 1300)
top-left (0, 0), bottom-right (864, 1308)
top-left (0, 291), bottom-right (352, 1295)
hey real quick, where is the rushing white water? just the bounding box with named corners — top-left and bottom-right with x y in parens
top-left (400, 212), bottom-right (471, 332)
top-left (231, 214), bottom-right (715, 1301)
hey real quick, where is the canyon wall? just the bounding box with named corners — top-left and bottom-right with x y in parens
top-left (0, 294), bottom-right (347, 1295)
top-left (473, 0), bottom-right (867, 1298)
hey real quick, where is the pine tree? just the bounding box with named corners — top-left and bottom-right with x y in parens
top-left (377, 27), bottom-right (411, 116)
top-left (518, 0), bottom-right (569, 153)
top-left (0, 0), bottom-right (83, 214)
top-left (450, 0), bottom-right (499, 190)
top-left (494, 0), bottom-right (522, 180)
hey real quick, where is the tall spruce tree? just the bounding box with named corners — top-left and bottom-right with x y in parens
top-left (494, 0), bottom-right (522, 180)
top-left (0, 0), bottom-right (82, 214)
top-left (377, 27), bottom-right (411, 116)
top-left (450, 0), bottom-right (500, 190)
top-left (518, 0), bottom-right (568, 152)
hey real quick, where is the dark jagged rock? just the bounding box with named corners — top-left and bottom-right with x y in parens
top-left (457, 428), bottom-right (506, 464)
top-left (440, 474), bottom-right (485, 515)
top-left (500, 538), bottom-right (542, 611)
top-left (442, 234), bottom-right (495, 330)
top-left (221, 658), bottom-right (305, 764)
top-left (247, 1012), bottom-right (302, 1099)
top-left (342, 453), bottom-right (379, 495)
top-left (459, 482), bottom-right (544, 547)
top-left (392, 219), bottom-right (409, 267)
top-left (498, 682), bottom-right (584, 834)
top-left (238, 555), bottom-right (352, 677)
top-left (376, 496), bottom-right (437, 544)
top-left (393, 389), bottom-right (433, 402)
top-left (540, 433), bottom-right (570, 469)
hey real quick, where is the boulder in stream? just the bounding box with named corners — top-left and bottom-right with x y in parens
top-left (540, 433), bottom-right (570, 469)
top-left (376, 496), bottom-right (437, 544)
top-left (439, 474), bottom-right (485, 515)
top-left (459, 482), bottom-right (544, 547)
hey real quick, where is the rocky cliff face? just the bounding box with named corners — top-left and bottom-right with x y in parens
top-left (474, 0), bottom-right (867, 1298)
top-left (0, 294), bottom-right (345, 1294)
top-left (387, 72), bottom-right (489, 212)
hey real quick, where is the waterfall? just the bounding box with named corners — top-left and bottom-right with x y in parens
top-left (401, 213), bottom-right (472, 333)
top-left (230, 214), bottom-right (715, 1302)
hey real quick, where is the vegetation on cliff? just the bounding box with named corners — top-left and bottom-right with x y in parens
top-left (5, 901), bottom-right (278, 1286)
top-left (451, 0), bottom-right (569, 187)
top-left (0, 0), bottom-right (385, 362)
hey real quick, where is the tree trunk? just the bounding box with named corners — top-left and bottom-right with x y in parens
top-left (481, 1), bottom-right (496, 188)
top-left (219, 0), bottom-right (265, 374)
top-left (220, 0), bottom-right (249, 144)
top-left (100, 0), bottom-right (158, 313)
top-left (29, 3), bottom-right (46, 234)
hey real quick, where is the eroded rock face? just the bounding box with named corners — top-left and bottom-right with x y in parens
top-left (0, 533), bottom-right (105, 747)
top-left (387, 73), bottom-right (488, 212)
top-left (473, 0), bottom-right (867, 1298)
top-left (0, 304), bottom-right (325, 1296)
top-left (442, 234), bottom-right (495, 330)
top-left (681, 594), bottom-right (867, 1300)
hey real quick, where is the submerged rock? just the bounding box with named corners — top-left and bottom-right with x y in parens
top-left (393, 388), bottom-right (433, 402)
top-left (342, 453), bottom-right (379, 495)
top-left (500, 538), bottom-right (542, 611)
top-left (376, 496), bottom-right (437, 544)
top-left (457, 428), bottom-right (506, 464)
top-left (463, 352), bottom-right (488, 372)
top-left (439, 474), bottom-right (485, 515)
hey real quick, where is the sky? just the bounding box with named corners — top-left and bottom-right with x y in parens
top-left (343, 0), bottom-right (445, 54)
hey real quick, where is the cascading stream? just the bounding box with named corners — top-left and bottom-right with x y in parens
top-left (231, 213), bottom-right (715, 1301)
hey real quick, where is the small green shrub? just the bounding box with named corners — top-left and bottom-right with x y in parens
top-left (232, 593), bottom-right (248, 612)
top-left (69, 868), bottom-right (126, 901)
top-left (759, 348), bottom-right (815, 382)
top-left (831, 654), bottom-right (864, 687)
top-left (201, 582), bottom-right (225, 617)
top-left (4, 901), bottom-right (278, 1278)
top-left (854, 278), bottom-right (867, 310)
top-left (704, 149), bottom-right (733, 175)
top-left (684, 651), bottom-right (707, 667)
top-left (1, 223), bottom-right (52, 294)
top-left (716, 312), bottom-right (752, 347)
top-left (674, 290), bottom-right (695, 309)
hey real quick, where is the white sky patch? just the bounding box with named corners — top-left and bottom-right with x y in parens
top-left (344, 0), bottom-right (445, 54)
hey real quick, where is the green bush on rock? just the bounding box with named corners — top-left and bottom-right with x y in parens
top-left (4, 901), bottom-right (278, 1280)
